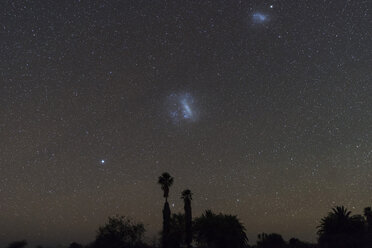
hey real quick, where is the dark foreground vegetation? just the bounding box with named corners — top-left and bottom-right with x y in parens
top-left (7, 173), bottom-right (372, 248)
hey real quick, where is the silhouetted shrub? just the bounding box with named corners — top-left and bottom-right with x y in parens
top-left (93, 215), bottom-right (145, 248)
top-left (257, 233), bottom-right (286, 248)
top-left (69, 242), bottom-right (84, 248)
top-left (7, 240), bottom-right (27, 248)
top-left (289, 238), bottom-right (317, 248)
top-left (194, 210), bottom-right (249, 248)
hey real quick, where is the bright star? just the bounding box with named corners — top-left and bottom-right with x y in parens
top-left (101, 159), bottom-right (105, 164)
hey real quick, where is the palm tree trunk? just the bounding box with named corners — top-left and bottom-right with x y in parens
top-left (162, 201), bottom-right (171, 248)
top-left (185, 200), bottom-right (192, 248)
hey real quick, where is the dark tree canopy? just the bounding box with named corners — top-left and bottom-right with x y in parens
top-left (94, 215), bottom-right (145, 248)
top-left (288, 238), bottom-right (317, 248)
top-left (364, 206), bottom-right (372, 247)
top-left (257, 233), bottom-right (286, 248)
top-left (194, 210), bottom-right (249, 248)
top-left (364, 207), bottom-right (372, 231)
top-left (158, 172), bottom-right (174, 200)
top-left (317, 206), bottom-right (365, 248)
top-left (69, 242), bottom-right (84, 248)
top-left (7, 241), bottom-right (27, 248)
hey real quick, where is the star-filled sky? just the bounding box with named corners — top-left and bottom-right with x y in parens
top-left (1, 0), bottom-right (371, 246)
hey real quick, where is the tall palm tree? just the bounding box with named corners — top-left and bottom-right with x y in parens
top-left (168, 213), bottom-right (186, 248)
top-left (158, 172), bottom-right (174, 202)
top-left (317, 206), bottom-right (365, 248)
top-left (182, 189), bottom-right (193, 248)
top-left (158, 172), bottom-right (174, 248)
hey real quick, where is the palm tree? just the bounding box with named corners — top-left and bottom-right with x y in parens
top-left (182, 189), bottom-right (193, 248)
top-left (158, 172), bottom-right (174, 202)
top-left (158, 172), bottom-right (174, 248)
top-left (168, 213), bottom-right (186, 248)
top-left (317, 206), bottom-right (365, 248)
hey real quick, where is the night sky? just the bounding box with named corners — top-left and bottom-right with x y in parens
top-left (1, 0), bottom-right (371, 246)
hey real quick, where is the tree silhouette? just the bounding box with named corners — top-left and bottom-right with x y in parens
top-left (317, 206), bottom-right (365, 248)
top-left (288, 238), bottom-right (317, 248)
top-left (168, 213), bottom-right (186, 248)
top-left (194, 210), bottom-right (249, 248)
top-left (7, 241), bottom-right (27, 248)
top-left (257, 233), bottom-right (286, 248)
top-left (182, 189), bottom-right (193, 248)
top-left (69, 242), bottom-right (84, 248)
top-left (158, 172), bottom-right (174, 202)
top-left (93, 215), bottom-right (145, 248)
top-left (364, 207), bottom-right (372, 231)
top-left (364, 207), bottom-right (372, 247)
top-left (158, 172), bottom-right (174, 248)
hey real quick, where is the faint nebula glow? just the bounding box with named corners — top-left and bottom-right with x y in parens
top-left (252, 13), bottom-right (268, 23)
top-left (181, 98), bottom-right (193, 119)
top-left (166, 93), bottom-right (198, 124)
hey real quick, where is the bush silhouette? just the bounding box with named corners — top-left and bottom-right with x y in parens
top-left (257, 233), bottom-right (286, 248)
top-left (69, 242), bottom-right (83, 248)
top-left (194, 210), bottom-right (249, 248)
top-left (288, 238), bottom-right (317, 248)
top-left (93, 215), bottom-right (145, 248)
top-left (7, 240), bottom-right (27, 248)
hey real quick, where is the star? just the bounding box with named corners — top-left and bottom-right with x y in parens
top-left (1, 0), bottom-right (370, 245)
